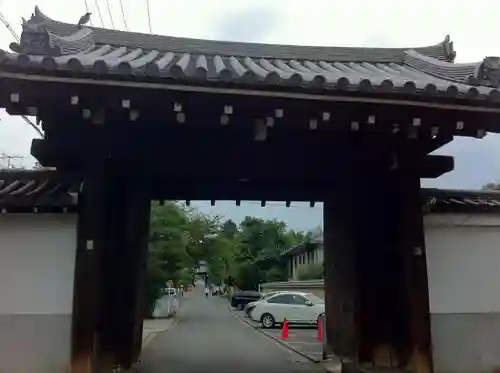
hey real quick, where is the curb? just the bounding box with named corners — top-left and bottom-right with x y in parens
top-left (142, 317), bottom-right (179, 349)
top-left (228, 305), bottom-right (321, 364)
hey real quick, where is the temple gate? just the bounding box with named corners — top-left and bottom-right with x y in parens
top-left (1, 6), bottom-right (500, 373)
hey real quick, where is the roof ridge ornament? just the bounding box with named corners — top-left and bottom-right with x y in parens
top-left (9, 6), bottom-right (96, 56)
top-left (469, 57), bottom-right (500, 88)
top-left (442, 35), bottom-right (456, 62)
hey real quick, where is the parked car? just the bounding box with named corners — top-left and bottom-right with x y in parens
top-left (248, 291), bottom-right (325, 328)
top-left (244, 291), bottom-right (292, 317)
top-left (164, 287), bottom-right (177, 297)
top-left (230, 290), bottom-right (263, 310)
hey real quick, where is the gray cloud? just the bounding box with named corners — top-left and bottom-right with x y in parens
top-left (210, 6), bottom-right (280, 42)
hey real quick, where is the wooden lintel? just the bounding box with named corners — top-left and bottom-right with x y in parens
top-left (414, 154), bottom-right (454, 179)
top-left (150, 180), bottom-right (333, 201)
top-left (422, 135), bottom-right (454, 155)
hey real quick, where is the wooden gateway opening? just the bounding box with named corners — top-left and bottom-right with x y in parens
top-left (2, 5), bottom-right (500, 373)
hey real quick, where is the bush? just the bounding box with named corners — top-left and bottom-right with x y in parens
top-left (297, 263), bottom-right (324, 280)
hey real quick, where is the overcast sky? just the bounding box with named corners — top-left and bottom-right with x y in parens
top-left (0, 0), bottom-right (499, 230)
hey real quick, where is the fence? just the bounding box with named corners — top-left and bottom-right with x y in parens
top-left (152, 293), bottom-right (179, 318)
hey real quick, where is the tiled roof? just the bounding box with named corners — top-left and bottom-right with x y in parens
top-left (3, 7), bottom-right (500, 102)
top-left (0, 169), bottom-right (78, 213)
top-left (282, 189), bottom-right (500, 256)
top-left (282, 231), bottom-right (324, 257)
top-left (423, 188), bottom-right (500, 213)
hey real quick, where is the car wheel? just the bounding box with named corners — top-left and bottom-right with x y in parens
top-left (261, 313), bottom-right (275, 329)
top-left (236, 303), bottom-right (244, 311)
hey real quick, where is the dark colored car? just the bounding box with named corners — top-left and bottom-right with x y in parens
top-left (230, 290), bottom-right (262, 310)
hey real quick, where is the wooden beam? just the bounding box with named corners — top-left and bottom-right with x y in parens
top-left (422, 135), bottom-right (453, 155)
top-left (414, 155), bottom-right (454, 179)
top-left (150, 180), bottom-right (332, 201)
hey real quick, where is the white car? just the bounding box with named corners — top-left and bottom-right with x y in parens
top-left (164, 287), bottom-right (177, 297)
top-left (244, 291), bottom-right (293, 317)
top-left (248, 291), bottom-right (325, 328)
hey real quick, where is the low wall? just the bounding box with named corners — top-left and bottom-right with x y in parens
top-left (260, 280), bottom-right (325, 299)
top-left (0, 214), bottom-right (77, 373)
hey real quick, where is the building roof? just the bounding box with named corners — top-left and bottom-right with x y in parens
top-left (423, 188), bottom-right (500, 214)
top-left (1, 168), bottom-right (500, 217)
top-left (0, 169), bottom-right (78, 213)
top-left (2, 6), bottom-right (500, 102)
top-left (282, 231), bottom-right (324, 257)
top-left (282, 188), bottom-right (500, 257)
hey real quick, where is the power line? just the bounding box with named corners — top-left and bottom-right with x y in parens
top-left (94, 0), bottom-right (105, 27)
top-left (0, 11), bottom-right (19, 42)
top-left (20, 115), bottom-right (44, 138)
top-left (0, 11), bottom-right (44, 138)
top-left (118, 0), bottom-right (128, 30)
top-left (0, 153), bottom-right (24, 169)
top-left (146, 0), bottom-right (152, 33)
top-left (104, 0), bottom-right (115, 29)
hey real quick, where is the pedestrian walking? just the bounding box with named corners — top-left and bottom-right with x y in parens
top-left (205, 287), bottom-right (209, 298)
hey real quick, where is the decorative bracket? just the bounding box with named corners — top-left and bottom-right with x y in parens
top-left (468, 56), bottom-right (500, 88)
top-left (9, 6), bottom-right (95, 56)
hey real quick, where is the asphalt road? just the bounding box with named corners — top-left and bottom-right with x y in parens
top-left (140, 287), bottom-right (324, 373)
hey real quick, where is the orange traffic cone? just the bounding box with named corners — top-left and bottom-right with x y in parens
top-left (316, 318), bottom-right (323, 341)
top-left (281, 318), bottom-right (289, 339)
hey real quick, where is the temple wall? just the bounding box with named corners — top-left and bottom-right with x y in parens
top-left (0, 214), bottom-right (77, 373)
top-left (425, 214), bottom-right (500, 373)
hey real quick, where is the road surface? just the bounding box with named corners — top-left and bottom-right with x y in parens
top-left (141, 286), bottom-right (324, 373)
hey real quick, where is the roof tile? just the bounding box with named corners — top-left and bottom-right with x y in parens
top-left (3, 6), bottom-right (500, 102)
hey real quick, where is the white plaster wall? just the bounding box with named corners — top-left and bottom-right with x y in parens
top-left (0, 214), bottom-right (77, 373)
top-left (289, 246), bottom-right (324, 280)
top-left (424, 214), bottom-right (500, 314)
top-left (424, 213), bottom-right (500, 373)
top-left (315, 246), bottom-right (324, 264)
top-left (0, 214), bottom-right (77, 315)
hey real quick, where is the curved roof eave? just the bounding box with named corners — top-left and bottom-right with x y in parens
top-left (24, 6), bottom-right (455, 63)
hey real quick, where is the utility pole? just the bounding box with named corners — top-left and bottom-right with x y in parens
top-left (0, 152), bottom-right (25, 169)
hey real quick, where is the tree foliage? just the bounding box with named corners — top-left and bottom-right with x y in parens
top-left (144, 202), bottom-right (307, 315)
top-left (482, 182), bottom-right (500, 190)
top-left (297, 263), bottom-right (324, 281)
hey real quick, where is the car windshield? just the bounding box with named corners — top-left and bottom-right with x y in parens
top-left (260, 292), bottom-right (276, 300)
top-left (261, 291), bottom-right (286, 300)
top-left (305, 294), bottom-right (325, 304)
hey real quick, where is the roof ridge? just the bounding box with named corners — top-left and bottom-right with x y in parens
top-left (16, 5), bottom-right (453, 63)
top-left (404, 50), bottom-right (500, 88)
top-left (423, 188), bottom-right (500, 197)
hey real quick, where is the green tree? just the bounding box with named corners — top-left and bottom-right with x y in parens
top-left (144, 204), bottom-right (308, 315)
top-left (297, 263), bottom-right (324, 280)
top-left (482, 182), bottom-right (500, 190)
top-left (145, 201), bottom-right (192, 316)
top-left (231, 217), bottom-right (304, 290)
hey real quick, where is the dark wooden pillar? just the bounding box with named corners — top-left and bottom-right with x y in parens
top-left (71, 172), bottom-right (110, 373)
top-left (395, 171), bottom-right (433, 373)
top-left (353, 171), bottom-right (409, 369)
top-left (323, 155), bottom-right (432, 373)
top-left (71, 171), bottom-right (151, 373)
top-left (323, 184), bottom-right (359, 364)
top-left (109, 177), bottom-right (151, 368)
